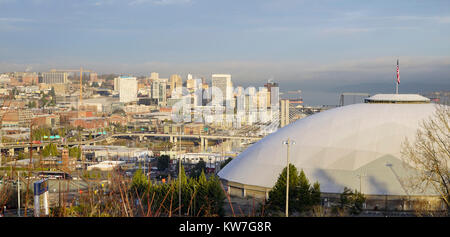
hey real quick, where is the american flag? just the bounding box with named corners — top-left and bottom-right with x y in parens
top-left (396, 59), bottom-right (400, 84)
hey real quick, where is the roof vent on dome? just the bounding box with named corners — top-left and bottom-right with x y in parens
top-left (364, 94), bottom-right (430, 104)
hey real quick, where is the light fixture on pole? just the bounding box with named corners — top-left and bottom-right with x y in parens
top-left (282, 138), bottom-right (295, 217)
top-left (179, 130), bottom-right (182, 216)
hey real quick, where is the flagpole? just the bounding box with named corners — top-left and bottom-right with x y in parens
top-left (396, 58), bottom-right (399, 94)
top-left (396, 79), bottom-right (398, 94)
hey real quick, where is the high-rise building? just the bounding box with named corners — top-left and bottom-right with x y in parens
top-left (41, 71), bottom-right (68, 84)
top-left (257, 87), bottom-right (268, 109)
top-left (264, 81), bottom-right (279, 108)
top-left (150, 72), bottom-right (159, 80)
top-left (211, 74), bottom-right (232, 105)
top-left (151, 78), bottom-right (168, 106)
top-left (192, 78), bottom-right (203, 107)
top-left (119, 76), bottom-right (138, 103)
top-left (169, 74), bottom-right (182, 98)
top-left (280, 99), bottom-right (290, 127)
top-left (186, 77), bottom-right (198, 92)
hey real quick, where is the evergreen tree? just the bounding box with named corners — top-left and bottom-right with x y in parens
top-left (42, 143), bottom-right (59, 157)
top-left (131, 168), bottom-right (148, 196)
top-left (206, 175), bottom-right (225, 216)
top-left (267, 165), bottom-right (321, 216)
top-left (295, 169), bottom-right (312, 212)
top-left (267, 164), bottom-right (300, 214)
top-left (157, 155), bottom-right (170, 171)
top-left (190, 160), bottom-right (206, 179)
top-left (339, 187), bottom-right (366, 215)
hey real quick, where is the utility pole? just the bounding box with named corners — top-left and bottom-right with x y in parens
top-left (17, 171), bottom-right (20, 217)
top-left (220, 138), bottom-right (224, 173)
top-left (29, 122), bottom-right (34, 169)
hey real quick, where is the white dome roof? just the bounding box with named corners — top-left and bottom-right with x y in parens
top-left (218, 102), bottom-right (440, 195)
top-left (365, 94), bottom-right (430, 103)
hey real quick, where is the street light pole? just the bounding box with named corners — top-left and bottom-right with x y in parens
top-left (285, 139), bottom-right (290, 217)
top-left (179, 130), bottom-right (182, 216)
top-left (282, 138), bottom-right (295, 217)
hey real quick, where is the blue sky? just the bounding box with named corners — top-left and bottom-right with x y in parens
top-left (1, 0), bottom-right (449, 104)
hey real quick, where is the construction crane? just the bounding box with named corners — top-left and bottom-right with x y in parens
top-left (50, 67), bottom-right (92, 106)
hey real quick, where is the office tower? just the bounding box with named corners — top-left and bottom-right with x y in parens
top-left (211, 74), bottom-right (232, 105)
top-left (41, 71), bottom-right (68, 84)
top-left (257, 87), bottom-right (268, 109)
top-left (119, 76), bottom-right (138, 103)
top-left (192, 78), bottom-right (203, 107)
top-left (152, 78), bottom-right (168, 106)
top-left (170, 74), bottom-right (183, 98)
top-left (264, 81), bottom-right (279, 108)
top-left (280, 99), bottom-right (290, 127)
top-left (150, 72), bottom-right (159, 80)
top-left (186, 77), bottom-right (198, 92)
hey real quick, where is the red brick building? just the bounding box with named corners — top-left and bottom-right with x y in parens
top-left (108, 114), bottom-right (128, 126)
top-left (70, 117), bottom-right (107, 130)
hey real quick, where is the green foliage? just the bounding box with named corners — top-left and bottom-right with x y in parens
top-left (137, 170), bottom-right (225, 217)
top-left (17, 151), bottom-right (26, 160)
top-left (190, 160), bottom-right (206, 179)
top-left (39, 94), bottom-right (48, 108)
top-left (157, 155), bottom-right (170, 171)
top-left (267, 164), bottom-right (321, 215)
top-left (267, 164), bottom-right (300, 214)
top-left (32, 127), bottom-right (51, 141)
top-left (339, 187), bottom-right (366, 215)
top-left (27, 100), bottom-right (37, 108)
top-left (69, 146), bottom-right (81, 159)
top-left (131, 168), bottom-right (148, 196)
top-left (49, 87), bottom-right (56, 106)
top-left (42, 143), bottom-right (59, 157)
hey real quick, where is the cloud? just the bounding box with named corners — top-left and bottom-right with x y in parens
top-left (320, 27), bottom-right (374, 35)
top-left (0, 17), bottom-right (34, 31)
top-left (0, 17), bottom-right (33, 22)
top-left (128, 0), bottom-right (191, 6)
top-left (435, 16), bottom-right (450, 24)
top-left (0, 0), bottom-right (15, 4)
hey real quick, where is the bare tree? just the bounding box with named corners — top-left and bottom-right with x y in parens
top-left (401, 104), bottom-right (449, 211)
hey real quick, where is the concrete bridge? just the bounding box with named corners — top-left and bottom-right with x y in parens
top-left (0, 132), bottom-right (262, 156)
top-left (111, 133), bottom-right (261, 152)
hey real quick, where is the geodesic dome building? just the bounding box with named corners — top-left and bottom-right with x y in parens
top-left (218, 94), bottom-right (442, 203)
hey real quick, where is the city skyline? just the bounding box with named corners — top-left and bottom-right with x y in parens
top-left (0, 0), bottom-right (449, 105)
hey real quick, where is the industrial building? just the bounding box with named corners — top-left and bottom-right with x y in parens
top-left (41, 71), bottom-right (68, 84)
